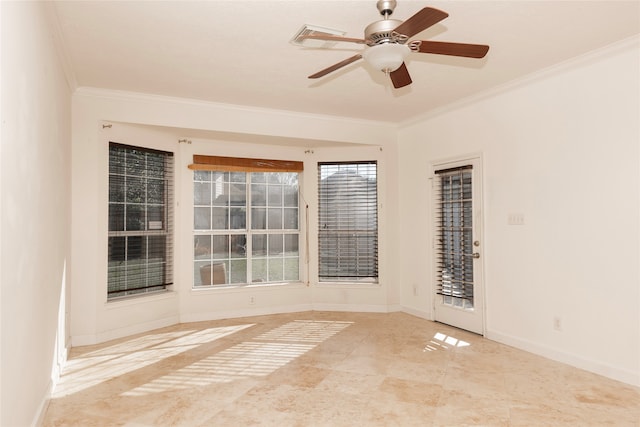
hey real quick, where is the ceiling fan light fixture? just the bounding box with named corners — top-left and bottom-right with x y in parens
top-left (363, 43), bottom-right (410, 73)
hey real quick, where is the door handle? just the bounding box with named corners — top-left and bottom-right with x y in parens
top-left (472, 253), bottom-right (480, 259)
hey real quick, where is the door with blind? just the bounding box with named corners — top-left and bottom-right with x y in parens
top-left (432, 158), bottom-right (484, 334)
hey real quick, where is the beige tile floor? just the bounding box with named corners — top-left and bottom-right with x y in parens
top-left (43, 311), bottom-right (640, 426)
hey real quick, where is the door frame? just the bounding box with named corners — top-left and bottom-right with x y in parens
top-left (429, 153), bottom-right (486, 336)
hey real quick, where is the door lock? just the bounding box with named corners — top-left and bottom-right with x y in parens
top-left (472, 252), bottom-right (480, 259)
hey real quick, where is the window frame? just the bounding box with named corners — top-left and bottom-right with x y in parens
top-left (317, 161), bottom-right (379, 283)
top-left (192, 168), bottom-right (302, 288)
top-left (434, 165), bottom-right (475, 308)
top-left (107, 142), bottom-right (174, 300)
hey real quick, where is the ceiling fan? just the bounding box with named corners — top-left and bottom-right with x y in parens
top-left (299, 0), bottom-right (489, 89)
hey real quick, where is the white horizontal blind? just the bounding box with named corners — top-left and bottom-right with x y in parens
top-left (434, 165), bottom-right (474, 307)
top-left (108, 143), bottom-right (174, 299)
top-left (318, 162), bottom-right (378, 281)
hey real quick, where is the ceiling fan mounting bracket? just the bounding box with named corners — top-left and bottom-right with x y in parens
top-left (376, 0), bottom-right (397, 17)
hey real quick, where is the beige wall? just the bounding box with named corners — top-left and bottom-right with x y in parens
top-left (1, 2), bottom-right (72, 426)
top-left (398, 37), bottom-right (640, 386)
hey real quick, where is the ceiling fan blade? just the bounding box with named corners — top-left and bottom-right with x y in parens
top-left (390, 62), bottom-right (412, 89)
top-left (308, 54), bottom-right (363, 79)
top-left (393, 7), bottom-right (449, 39)
top-left (299, 34), bottom-right (367, 44)
top-left (417, 40), bottom-right (490, 58)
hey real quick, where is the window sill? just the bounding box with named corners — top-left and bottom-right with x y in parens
top-left (191, 281), bottom-right (307, 294)
top-left (105, 290), bottom-right (177, 308)
top-left (315, 281), bottom-right (381, 289)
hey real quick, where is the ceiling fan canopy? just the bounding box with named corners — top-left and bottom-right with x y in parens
top-left (298, 0), bottom-right (490, 89)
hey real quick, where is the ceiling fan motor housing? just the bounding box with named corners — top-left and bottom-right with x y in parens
top-left (365, 19), bottom-right (407, 45)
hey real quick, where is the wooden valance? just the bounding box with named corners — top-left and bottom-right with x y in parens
top-left (188, 155), bottom-right (303, 172)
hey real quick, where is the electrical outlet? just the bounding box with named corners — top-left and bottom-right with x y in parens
top-left (553, 316), bottom-right (562, 331)
top-left (413, 285), bottom-right (418, 296)
top-left (508, 213), bottom-right (525, 225)
top-left (249, 296), bottom-right (255, 305)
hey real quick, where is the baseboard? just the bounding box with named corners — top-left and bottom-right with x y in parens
top-left (400, 305), bottom-right (432, 321)
top-left (72, 315), bottom-right (181, 346)
top-left (486, 329), bottom-right (640, 387)
top-left (179, 303), bottom-right (315, 323)
top-left (70, 304), bottom-right (401, 345)
top-left (31, 380), bottom-right (52, 427)
top-left (171, 303), bottom-right (404, 324)
top-left (312, 303), bottom-right (401, 313)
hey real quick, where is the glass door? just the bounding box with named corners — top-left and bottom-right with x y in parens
top-left (433, 158), bottom-right (484, 334)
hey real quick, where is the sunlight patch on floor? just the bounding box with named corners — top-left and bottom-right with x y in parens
top-left (424, 331), bottom-right (471, 352)
top-left (254, 320), bottom-right (353, 343)
top-left (121, 320), bottom-right (353, 396)
top-left (53, 324), bottom-right (255, 397)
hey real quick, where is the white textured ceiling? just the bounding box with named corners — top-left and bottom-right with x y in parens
top-left (53, 0), bottom-right (639, 124)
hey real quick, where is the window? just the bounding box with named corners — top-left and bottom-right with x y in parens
top-left (434, 166), bottom-right (474, 308)
top-left (318, 162), bottom-right (378, 282)
top-left (193, 170), bottom-right (300, 286)
top-left (108, 143), bottom-right (174, 299)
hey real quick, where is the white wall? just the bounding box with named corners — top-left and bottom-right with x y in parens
top-left (0, 2), bottom-right (72, 425)
top-left (398, 37), bottom-right (640, 386)
top-left (310, 145), bottom-right (401, 312)
top-left (70, 90), bottom-right (400, 346)
top-left (177, 135), bottom-right (313, 323)
top-left (71, 121), bottom-right (182, 344)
